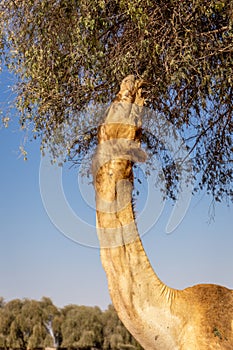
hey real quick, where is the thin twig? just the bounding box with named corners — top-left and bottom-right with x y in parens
top-left (199, 26), bottom-right (229, 36)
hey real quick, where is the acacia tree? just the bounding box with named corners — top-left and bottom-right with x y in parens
top-left (0, 0), bottom-right (232, 201)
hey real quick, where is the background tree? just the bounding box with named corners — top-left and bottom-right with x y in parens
top-left (19, 299), bottom-right (45, 347)
top-left (27, 324), bottom-right (45, 349)
top-left (0, 299), bottom-right (24, 349)
top-left (102, 305), bottom-right (143, 350)
top-left (50, 312), bottom-right (63, 348)
top-left (40, 296), bottom-right (61, 348)
top-left (0, 297), bottom-right (62, 349)
top-left (61, 305), bottom-right (103, 348)
top-left (0, 0), bottom-right (232, 202)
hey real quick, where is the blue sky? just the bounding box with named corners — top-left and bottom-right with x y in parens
top-left (0, 69), bottom-right (232, 310)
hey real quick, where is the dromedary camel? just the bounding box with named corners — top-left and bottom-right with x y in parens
top-left (93, 75), bottom-right (233, 350)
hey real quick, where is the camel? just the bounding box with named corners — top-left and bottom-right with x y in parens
top-left (93, 75), bottom-right (233, 350)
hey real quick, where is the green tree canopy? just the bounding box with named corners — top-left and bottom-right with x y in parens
top-left (0, 297), bottom-right (61, 349)
top-left (61, 305), bottom-right (103, 348)
top-left (0, 0), bottom-right (232, 201)
top-left (0, 297), bottom-right (149, 349)
top-left (0, 299), bottom-right (24, 348)
top-left (102, 305), bottom-right (142, 350)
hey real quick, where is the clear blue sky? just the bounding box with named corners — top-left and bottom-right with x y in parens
top-left (0, 69), bottom-right (232, 310)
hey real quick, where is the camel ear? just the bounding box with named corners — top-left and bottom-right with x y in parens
top-left (134, 88), bottom-right (145, 106)
top-left (135, 79), bottom-right (144, 89)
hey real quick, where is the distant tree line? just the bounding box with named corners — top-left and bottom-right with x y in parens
top-left (0, 297), bottom-right (142, 350)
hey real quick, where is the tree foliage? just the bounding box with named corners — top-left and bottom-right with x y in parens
top-left (0, 297), bottom-right (60, 349)
top-left (0, 0), bottom-right (232, 201)
top-left (61, 305), bottom-right (103, 348)
top-left (0, 297), bottom-right (142, 350)
top-left (102, 305), bottom-right (141, 350)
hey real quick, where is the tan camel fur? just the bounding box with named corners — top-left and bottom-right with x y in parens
top-left (93, 75), bottom-right (233, 350)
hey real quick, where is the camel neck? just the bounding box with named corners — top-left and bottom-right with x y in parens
top-left (93, 98), bottom-right (177, 349)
